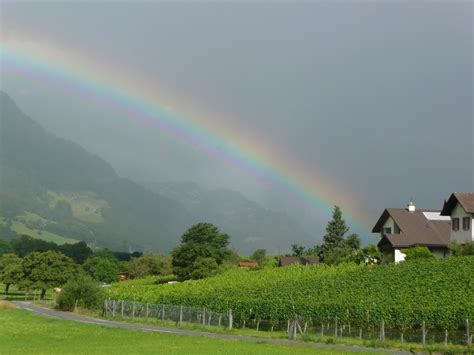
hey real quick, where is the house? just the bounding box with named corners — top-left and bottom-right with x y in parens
top-left (373, 201), bottom-right (451, 263)
top-left (441, 192), bottom-right (474, 244)
top-left (238, 261), bottom-right (258, 267)
top-left (279, 256), bottom-right (319, 267)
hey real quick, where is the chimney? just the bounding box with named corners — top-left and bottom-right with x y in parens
top-left (407, 199), bottom-right (416, 212)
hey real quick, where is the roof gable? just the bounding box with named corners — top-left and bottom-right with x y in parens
top-left (441, 192), bottom-right (474, 215)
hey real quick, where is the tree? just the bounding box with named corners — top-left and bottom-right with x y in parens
top-left (0, 240), bottom-right (12, 256)
top-left (0, 253), bottom-right (24, 294)
top-left (449, 241), bottom-right (474, 256)
top-left (82, 251), bottom-right (120, 283)
top-left (172, 223), bottom-right (230, 281)
top-left (190, 257), bottom-right (219, 280)
top-left (404, 246), bottom-right (435, 261)
top-left (59, 241), bottom-right (93, 264)
top-left (250, 249), bottom-right (267, 266)
top-left (57, 275), bottom-right (105, 311)
top-left (345, 234), bottom-right (361, 251)
top-left (22, 251), bottom-right (78, 299)
top-left (320, 206), bottom-right (361, 264)
top-left (322, 206), bottom-right (349, 250)
top-left (290, 244), bottom-right (305, 257)
top-left (127, 253), bottom-right (172, 279)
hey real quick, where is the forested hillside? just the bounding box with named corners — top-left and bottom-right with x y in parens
top-left (0, 91), bottom-right (190, 251)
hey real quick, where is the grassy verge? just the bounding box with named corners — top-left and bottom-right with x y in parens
top-left (67, 307), bottom-right (471, 354)
top-left (0, 308), bottom-right (363, 354)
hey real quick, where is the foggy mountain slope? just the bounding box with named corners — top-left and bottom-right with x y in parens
top-left (0, 92), bottom-right (312, 254)
top-left (145, 181), bottom-right (314, 254)
top-left (0, 91), bottom-right (190, 252)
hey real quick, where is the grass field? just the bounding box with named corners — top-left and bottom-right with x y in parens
top-left (48, 191), bottom-right (107, 223)
top-left (0, 307), bottom-right (371, 355)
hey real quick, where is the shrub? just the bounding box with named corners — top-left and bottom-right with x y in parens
top-left (403, 246), bottom-right (435, 261)
top-left (57, 275), bottom-right (104, 311)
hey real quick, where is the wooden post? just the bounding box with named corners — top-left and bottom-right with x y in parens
top-left (287, 320), bottom-right (290, 333)
top-left (467, 319), bottom-right (471, 346)
top-left (202, 308), bottom-right (206, 325)
top-left (218, 315), bottom-right (222, 327)
top-left (121, 301), bottom-right (124, 318)
top-left (228, 309), bottom-right (233, 330)
top-left (132, 302), bottom-right (136, 318)
top-left (112, 300), bottom-right (116, 317)
top-left (242, 320), bottom-right (246, 329)
top-left (334, 317), bottom-right (338, 337)
top-left (256, 319), bottom-right (260, 332)
top-left (208, 313), bottom-right (212, 325)
top-left (146, 303), bottom-right (149, 319)
top-left (444, 329), bottom-right (448, 346)
top-left (74, 300), bottom-right (78, 312)
top-left (422, 321), bottom-right (426, 345)
top-left (179, 305), bottom-right (183, 326)
top-left (401, 333), bottom-right (404, 343)
top-left (359, 328), bottom-right (362, 339)
top-left (162, 305), bottom-right (165, 322)
top-left (104, 300), bottom-right (108, 318)
top-left (380, 319), bottom-right (385, 342)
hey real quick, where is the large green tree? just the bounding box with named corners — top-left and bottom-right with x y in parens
top-left (172, 223), bottom-right (230, 281)
top-left (320, 206), bottom-right (361, 264)
top-left (127, 253), bottom-right (172, 279)
top-left (22, 251), bottom-right (78, 299)
top-left (82, 251), bottom-right (120, 283)
top-left (0, 253), bottom-right (24, 294)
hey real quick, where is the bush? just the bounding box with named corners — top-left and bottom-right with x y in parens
top-left (403, 246), bottom-right (434, 261)
top-left (57, 275), bottom-right (105, 311)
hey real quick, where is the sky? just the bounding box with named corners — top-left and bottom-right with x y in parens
top-left (1, 1), bottom-right (472, 242)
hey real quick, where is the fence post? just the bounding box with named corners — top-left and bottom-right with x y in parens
top-left (104, 299), bottom-right (108, 318)
top-left (334, 316), bottom-right (338, 337)
top-left (112, 300), bottom-right (116, 317)
top-left (121, 301), bottom-right (124, 319)
top-left (208, 312), bottom-right (212, 325)
top-left (132, 302), bottom-right (136, 318)
top-left (359, 328), bottom-right (362, 339)
top-left (380, 319), bottom-right (385, 343)
top-left (161, 305), bottom-right (165, 322)
top-left (228, 309), bottom-right (233, 330)
top-left (256, 319), bottom-right (260, 332)
top-left (179, 305), bottom-right (183, 327)
top-left (444, 329), bottom-right (448, 346)
top-left (202, 308), bottom-right (206, 325)
top-left (321, 323), bottom-right (324, 337)
top-left (218, 315), bottom-right (222, 327)
top-left (146, 303), bottom-right (149, 319)
top-left (422, 321), bottom-right (426, 345)
top-left (467, 319), bottom-right (471, 347)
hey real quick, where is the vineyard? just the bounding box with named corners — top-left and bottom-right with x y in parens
top-left (107, 257), bottom-right (474, 340)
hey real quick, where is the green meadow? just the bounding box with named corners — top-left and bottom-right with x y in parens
top-left (0, 307), bottom-right (372, 355)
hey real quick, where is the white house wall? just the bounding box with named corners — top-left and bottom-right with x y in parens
top-left (451, 204), bottom-right (474, 243)
top-left (394, 249), bottom-right (406, 263)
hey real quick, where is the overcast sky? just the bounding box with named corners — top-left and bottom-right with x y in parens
top-left (1, 1), bottom-right (472, 240)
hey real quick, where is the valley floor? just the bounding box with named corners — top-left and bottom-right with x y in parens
top-left (0, 303), bottom-right (393, 355)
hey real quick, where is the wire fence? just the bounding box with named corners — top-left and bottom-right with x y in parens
top-left (104, 299), bottom-right (472, 346)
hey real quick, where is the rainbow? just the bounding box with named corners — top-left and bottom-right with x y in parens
top-left (0, 37), bottom-right (372, 233)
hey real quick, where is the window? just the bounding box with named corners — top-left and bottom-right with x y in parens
top-left (452, 218), bottom-right (460, 231)
top-left (462, 217), bottom-right (471, 231)
top-left (383, 227), bottom-right (392, 234)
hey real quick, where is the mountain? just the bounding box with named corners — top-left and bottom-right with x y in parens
top-left (0, 92), bottom-right (311, 254)
top-left (144, 181), bottom-right (313, 253)
top-left (0, 91), bottom-right (190, 252)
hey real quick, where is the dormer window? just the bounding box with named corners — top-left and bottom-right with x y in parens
top-left (462, 217), bottom-right (471, 231)
top-left (383, 227), bottom-right (392, 234)
top-left (452, 218), bottom-right (460, 231)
